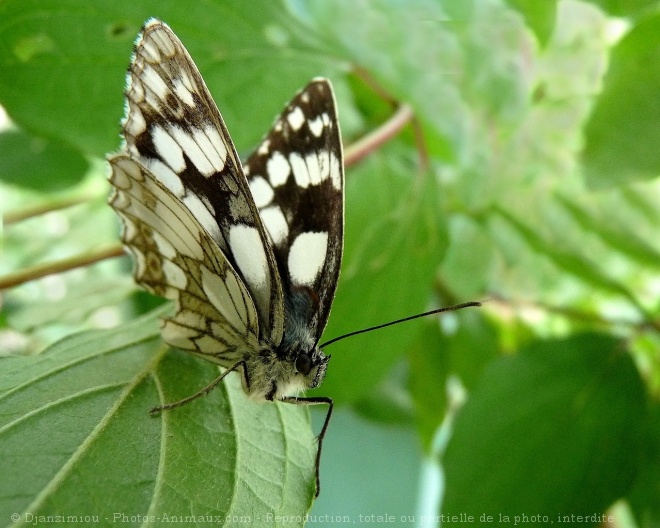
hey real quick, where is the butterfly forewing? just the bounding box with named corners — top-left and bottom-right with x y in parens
top-left (120, 19), bottom-right (284, 345)
top-left (245, 80), bottom-right (344, 343)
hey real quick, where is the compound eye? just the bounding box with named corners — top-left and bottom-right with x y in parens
top-left (295, 353), bottom-right (312, 376)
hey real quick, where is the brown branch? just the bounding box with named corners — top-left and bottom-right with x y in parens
top-left (351, 66), bottom-right (429, 171)
top-left (344, 103), bottom-right (414, 167)
top-left (487, 293), bottom-right (660, 333)
top-left (0, 244), bottom-right (125, 290)
top-left (352, 66), bottom-right (398, 106)
top-left (410, 114), bottom-right (430, 172)
top-left (3, 195), bottom-right (95, 225)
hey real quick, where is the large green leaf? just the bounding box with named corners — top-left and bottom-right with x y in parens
top-left (0, 308), bottom-right (315, 527)
top-left (407, 312), bottom-right (498, 450)
top-left (440, 215), bottom-right (496, 299)
top-left (442, 334), bottom-right (646, 524)
top-left (493, 207), bottom-right (643, 310)
top-left (585, 0), bottom-right (659, 18)
top-left (583, 13), bottom-right (660, 188)
top-left (298, 0), bottom-right (468, 150)
top-left (506, 0), bottom-right (557, 46)
top-left (0, 0), bottom-right (339, 157)
top-left (555, 193), bottom-right (660, 271)
top-left (315, 153), bottom-right (449, 404)
top-left (0, 129), bottom-right (89, 191)
top-left (628, 403), bottom-right (660, 528)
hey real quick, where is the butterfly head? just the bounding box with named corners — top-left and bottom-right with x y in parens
top-left (294, 347), bottom-right (330, 391)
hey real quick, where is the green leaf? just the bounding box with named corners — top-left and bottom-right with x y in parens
top-left (408, 312), bottom-right (498, 450)
top-left (494, 207), bottom-right (642, 310)
top-left (0, 1), bottom-right (339, 157)
top-left (506, 0), bottom-right (557, 46)
top-left (555, 193), bottom-right (660, 271)
top-left (628, 403), bottom-right (660, 528)
top-left (442, 333), bottom-right (646, 522)
top-left (620, 185), bottom-right (660, 229)
top-left (440, 215), bottom-right (495, 299)
top-left (585, 0), bottom-right (659, 18)
top-left (442, 311), bottom-right (500, 392)
top-left (316, 154), bottom-right (449, 404)
top-left (583, 13), bottom-right (660, 188)
top-left (0, 308), bottom-right (315, 525)
top-left (454, 1), bottom-right (531, 126)
top-left (298, 0), bottom-right (469, 150)
top-left (0, 130), bottom-right (89, 191)
top-left (408, 323), bottom-right (450, 449)
top-left (351, 374), bottom-right (415, 426)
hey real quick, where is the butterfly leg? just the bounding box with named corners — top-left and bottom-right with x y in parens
top-left (280, 395), bottom-right (334, 498)
top-left (150, 360), bottom-right (246, 416)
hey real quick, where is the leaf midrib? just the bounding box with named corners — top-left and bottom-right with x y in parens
top-left (11, 344), bottom-right (168, 527)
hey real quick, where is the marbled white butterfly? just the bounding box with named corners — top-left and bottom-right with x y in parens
top-left (108, 19), bottom-right (342, 495)
top-left (108, 18), bottom-right (481, 497)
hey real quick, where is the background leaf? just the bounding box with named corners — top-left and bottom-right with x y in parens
top-left (0, 1), bottom-right (341, 157)
top-left (506, 0), bottom-right (558, 46)
top-left (584, 0), bottom-right (659, 18)
top-left (317, 154), bottom-right (448, 403)
top-left (442, 334), bottom-right (647, 523)
top-left (583, 13), bottom-right (660, 188)
top-left (0, 130), bottom-right (89, 191)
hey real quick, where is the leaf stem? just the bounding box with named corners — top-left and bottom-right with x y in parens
top-left (350, 66), bottom-right (429, 170)
top-left (3, 195), bottom-right (96, 225)
top-left (0, 244), bottom-right (125, 290)
top-left (488, 294), bottom-right (660, 334)
top-left (344, 103), bottom-right (414, 167)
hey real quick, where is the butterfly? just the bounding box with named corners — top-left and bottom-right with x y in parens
top-left (107, 19), bottom-right (342, 496)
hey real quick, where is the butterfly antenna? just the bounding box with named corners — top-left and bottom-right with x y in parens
top-left (319, 301), bottom-right (482, 348)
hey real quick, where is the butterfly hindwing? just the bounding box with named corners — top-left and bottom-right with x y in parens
top-left (120, 19), bottom-right (284, 345)
top-left (245, 80), bottom-right (344, 343)
top-left (108, 155), bottom-right (261, 362)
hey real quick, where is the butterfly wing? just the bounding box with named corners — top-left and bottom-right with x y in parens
top-left (118, 19), bottom-right (284, 345)
top-left (245, 79), bottom-right (344, 344)
top-left (108, 155), bottom-right (261, 362)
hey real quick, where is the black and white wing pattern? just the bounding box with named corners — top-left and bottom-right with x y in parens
top-left (112, 18), bottom-right (284, 348)
top-left (108, 19), bottom-right (343, 403)
top-left (245, 80), bottom-right (343, 346)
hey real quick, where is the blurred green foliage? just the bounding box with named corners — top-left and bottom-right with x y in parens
top-left (1, 1), bottom-right (659, 527)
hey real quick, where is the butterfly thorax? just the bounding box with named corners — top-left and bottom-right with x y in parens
top-left (238, 283), bottom-right (329, 400)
